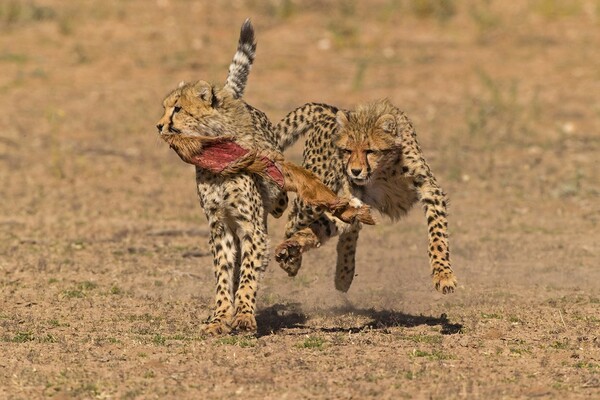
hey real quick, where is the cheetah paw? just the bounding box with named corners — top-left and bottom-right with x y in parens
top-left (200, 319), bottom-right (232, 336)
top-left (231, 313), bottom-right (257, 333)
top-left (433, 270), bottom-right (457, 294)
top-left (275, 240), bottom-right (303, 277)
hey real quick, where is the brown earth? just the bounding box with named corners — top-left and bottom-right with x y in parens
top-left (1, 1), bottom-right (599, 399)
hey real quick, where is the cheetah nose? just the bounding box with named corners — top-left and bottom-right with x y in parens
top-left (351, 168), bottom-right (362, 177)
top-left (156, 123), bottom-right (164, 133)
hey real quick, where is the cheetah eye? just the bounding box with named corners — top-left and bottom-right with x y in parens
top-left (365, 150), bottom-right (374, 155)
top-left (173, 105), bottom-right (182, 113)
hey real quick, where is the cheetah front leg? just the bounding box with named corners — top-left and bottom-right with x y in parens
top-left (201, 218), bottom-right (237, 336)
top-left (416, 177), bottom-right (457, 294)
top-left (231, 218), bottom-right (269, 334)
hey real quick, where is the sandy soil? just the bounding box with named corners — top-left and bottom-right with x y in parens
top-left (0, 1), bottom-right (598, 398)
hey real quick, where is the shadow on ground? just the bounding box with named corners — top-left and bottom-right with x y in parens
top-left (256, 303), bottom-right (462, 337)
top-left (256, 303), bottom-right (308, 336)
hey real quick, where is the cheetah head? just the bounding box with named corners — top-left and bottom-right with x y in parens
top-left (156, 80), bottom-right (247, 138)
top-left (334, 100), bottom-right (400, 186)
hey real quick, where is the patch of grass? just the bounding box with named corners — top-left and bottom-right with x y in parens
top-left (0, 52), bottom-right (28, 63)
top-left (143, 370), bottom-right (155, 379)
top-left (550, 339), bottom-right (569, 349)
top-left (128, 313), bottom-right (161, 323)
top-left (61, 280), bottom-right (98, 299)
top-left (297, 336), bottom-right (325, 350)
top-left (171, 334), bottom-right (202, 342)
top-left (10, 331), bottom-right (35, 343)
top-left (532, 0), bottom-right (582, 19)
top-left (252, 0), bottom-right (296, 19)
top-left (48, 278), bottom-right (58, 284)
top-left (152, 334), bottom-right (166, 346)
top-left (109, 285), bottom-right (123, 295)
top-left (509, 346), bottom-right (532, 356)
top-left (216, 336), bottom-right (257, 348)
top-left (411, 349), bottom-right (431, 358)
top-left (0, 1), bottom-right (56, 27)
top-left (123, 389), bottom-right (143, 399)
top-left (62, 289), bottom-right (84, 298)
top-left (72, 382), bottom-right (100, 398)
top-left (403, 334), bottom-right (443, 344)
top-left (78, 281), bottom-right (97, 291)
top-left (480, 312), bottom-right (502, 320)
top-left (48, 319), bottom-right (69, 328)
top-left (69, 240), bottom-right (85, 251)
top-left (58, 10), bottom-right (76, 35)
top-left (552, 168), bottom-right (584, 198)
top-left (410, 349), bottom-right (453, 360)
top-left (574, 361), bottom-right (600, 370)
top-left (40, 334), bottom-right (58, 343)
top-left (409, 0), bottom-right (456, 23)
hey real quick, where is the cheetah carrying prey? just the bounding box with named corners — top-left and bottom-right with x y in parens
top-left (156, 20), bottom-right (373, 335)
top-left (274, 100), bottom-right (457, 294)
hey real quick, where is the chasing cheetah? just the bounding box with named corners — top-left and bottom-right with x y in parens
top-left (274, 100), bottom-right (457, 294)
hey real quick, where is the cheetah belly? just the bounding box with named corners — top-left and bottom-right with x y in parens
top-left (196, 168), bottom-right (283, 217)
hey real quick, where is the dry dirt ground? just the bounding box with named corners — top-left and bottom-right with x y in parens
top-left (1, 1), bottom-right (599, 399)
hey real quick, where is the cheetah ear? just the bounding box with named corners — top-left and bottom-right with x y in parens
top-left (178, 81), bottom-right (186, 88)
top-left (196, 85), bottom-right (218, 108)
top-left (376, 114), bottom-right (396, 134)
top-left (199, 87), bottom-right (212, 102)
top-left (336, 110), bottom-right (350, 128)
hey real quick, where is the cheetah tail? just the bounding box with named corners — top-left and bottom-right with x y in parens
top-left (224, 18), bottom-right (256, 99)
top-left (275, 103), bottom-right (339, 151)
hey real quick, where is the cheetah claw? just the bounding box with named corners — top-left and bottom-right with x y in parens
top-left (275, 240), bottom-right (303, 277)
top-left (200, 319), bottom-right (232, 336)
top-left (231, 313), bottom-right (257, 333)
top-left (433, 271), bottom-right (457, 294)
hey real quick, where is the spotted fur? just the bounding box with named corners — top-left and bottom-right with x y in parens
top-left (274, 99), bottom-right (457, 294)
